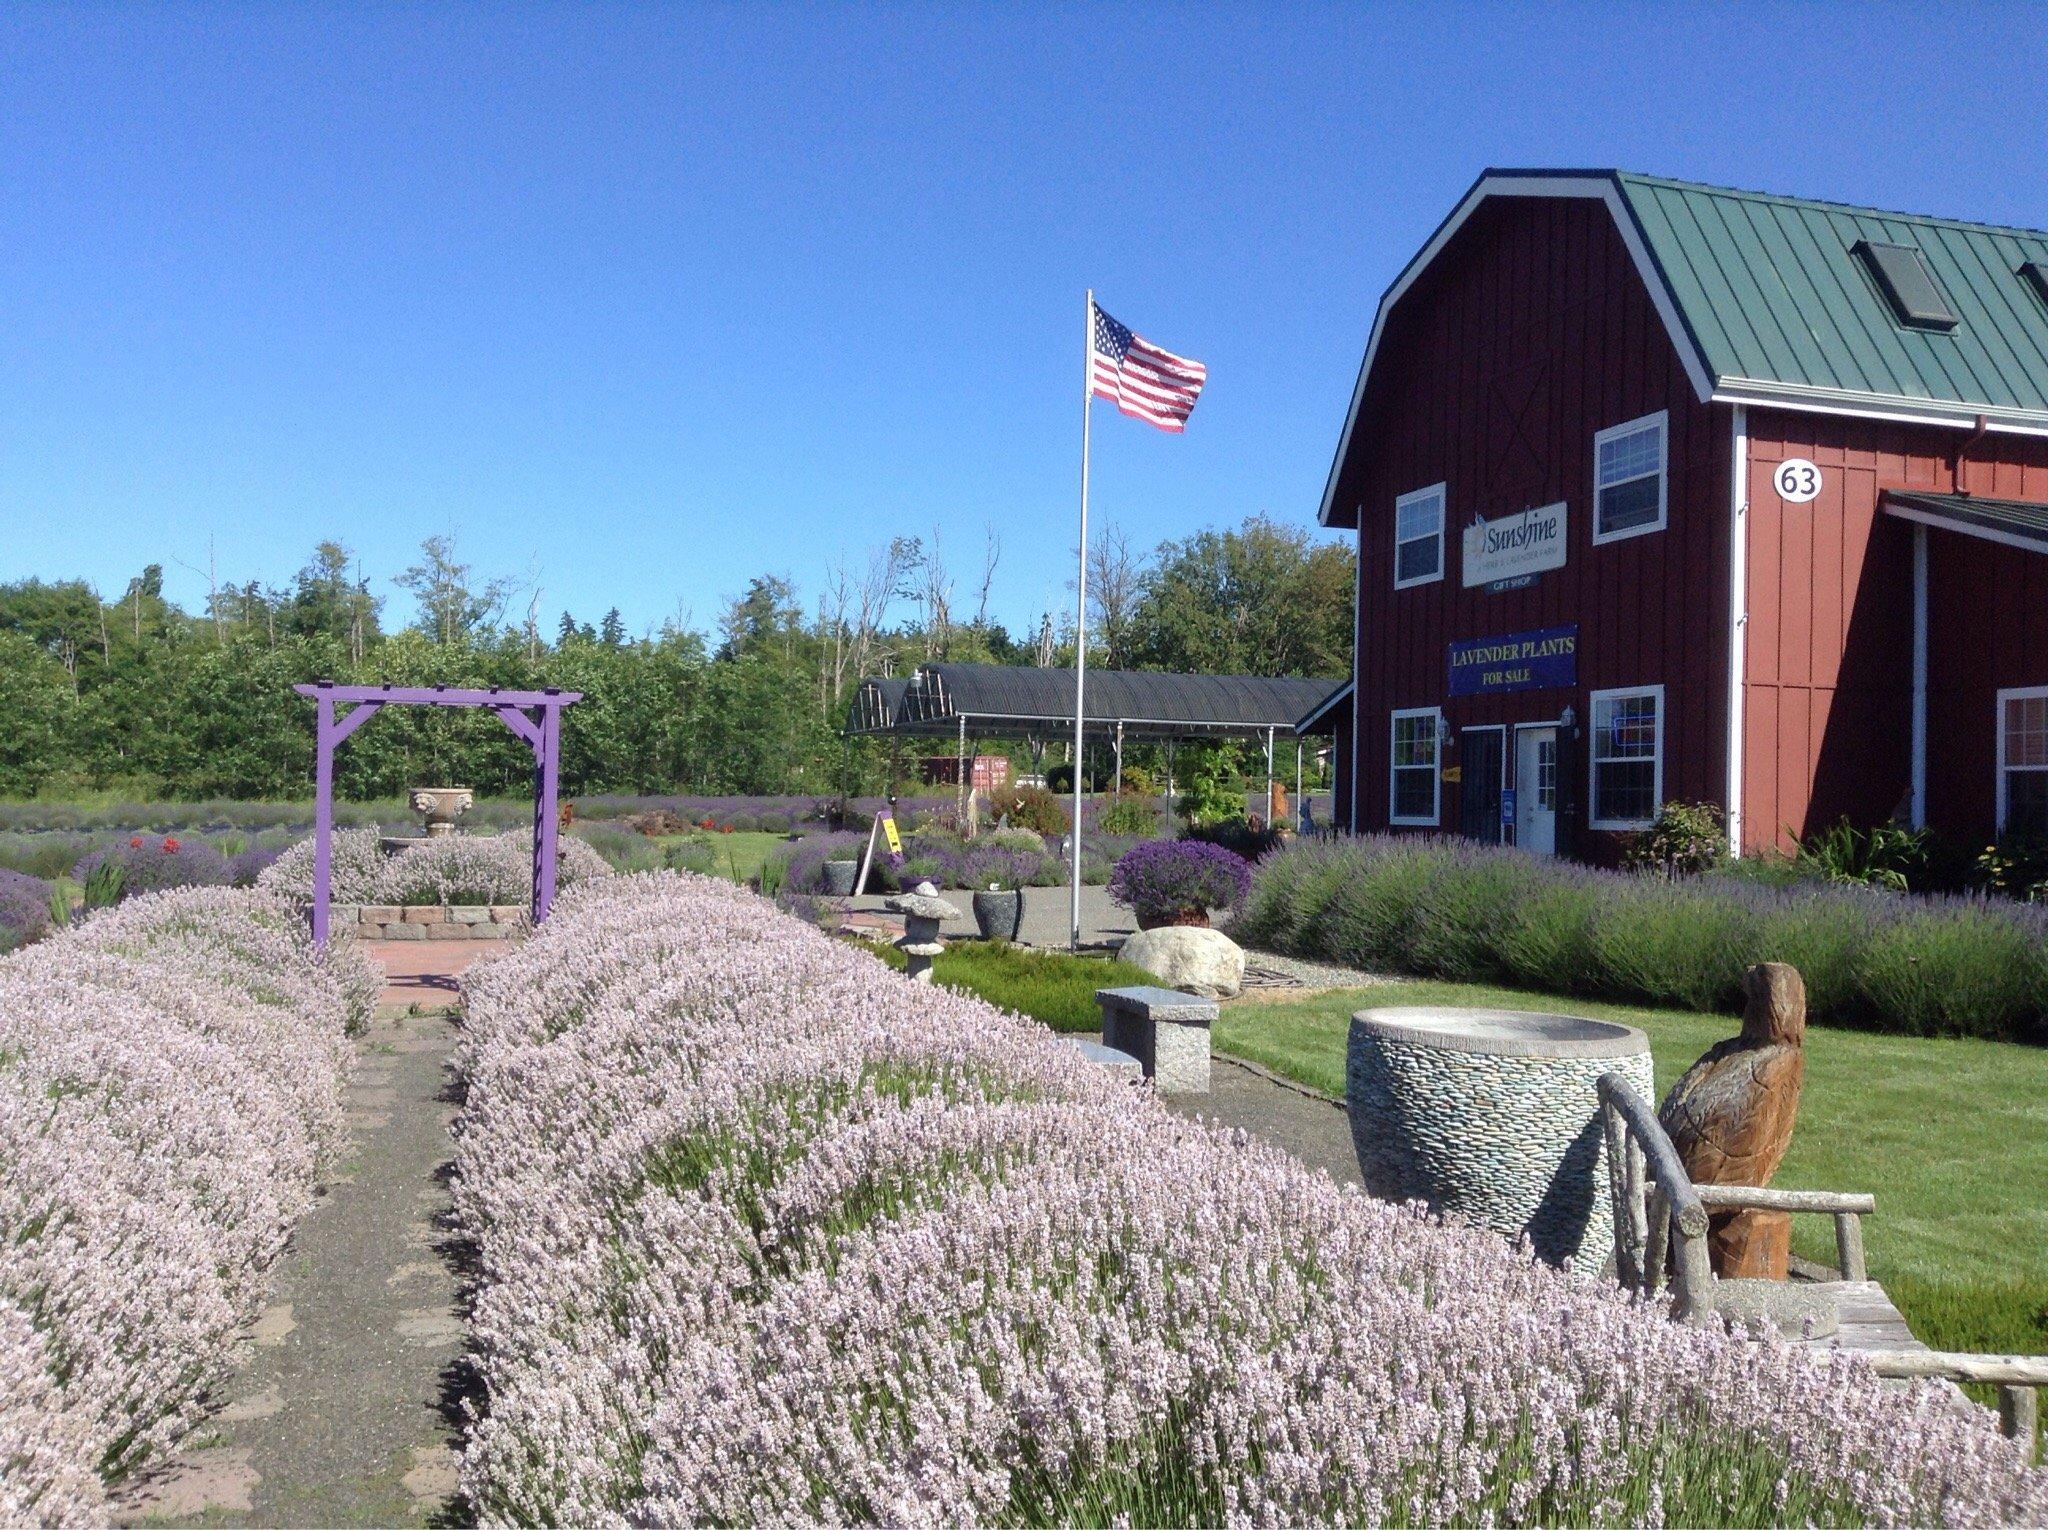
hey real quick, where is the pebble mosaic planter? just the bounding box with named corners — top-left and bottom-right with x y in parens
top-left (343, 903), bottom-right (529, 941)
top-left (1346, 1007), bottom-right (1653, 1272)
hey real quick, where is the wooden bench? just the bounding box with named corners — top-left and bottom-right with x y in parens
top-left (1597, 1072), bottom-right (2044, 1457)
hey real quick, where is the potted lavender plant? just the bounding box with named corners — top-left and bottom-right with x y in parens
top-left (963, 846), bottom-right (1041, 941)
top-left (1107, 839), bottom-right (1252, 930)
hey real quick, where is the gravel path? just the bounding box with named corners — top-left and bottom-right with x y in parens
top-left (116, 992), bottom-right (469, 1525)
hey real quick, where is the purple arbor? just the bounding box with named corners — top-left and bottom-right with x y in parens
top-left (294, 682), bottom-right (583, 948)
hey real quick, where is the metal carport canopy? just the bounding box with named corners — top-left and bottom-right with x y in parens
top-left (844, 662), bottom-right (1346, 742)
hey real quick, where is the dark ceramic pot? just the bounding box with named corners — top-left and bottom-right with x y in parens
top-left (1136, 907), bottom-right (1211, 931)
top-left (821, 860), bottom-right (859, 897)
top-left (972, 888), bottom-right (1024, 942)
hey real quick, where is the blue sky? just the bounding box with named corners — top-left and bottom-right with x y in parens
top-left (4, 2), bottom-right (2044, 640)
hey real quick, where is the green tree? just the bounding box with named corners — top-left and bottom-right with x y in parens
top-left (1126, 515), bottom-right (1353, 678)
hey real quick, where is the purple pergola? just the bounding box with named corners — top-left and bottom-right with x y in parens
top-left (294, 682), bottom-right (582, 948)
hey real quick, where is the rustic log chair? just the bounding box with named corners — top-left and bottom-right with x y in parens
top-left (1596, 1072), bottom-right (2045, 1458)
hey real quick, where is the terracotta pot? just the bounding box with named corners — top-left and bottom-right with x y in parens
top-left (1137, 907), bottom-right (1210, 931)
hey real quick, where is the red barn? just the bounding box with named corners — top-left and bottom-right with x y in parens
top-left (1317, 170), bottom-right (2048, 860)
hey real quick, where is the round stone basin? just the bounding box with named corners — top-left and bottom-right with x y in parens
top-left (1347, 1006), bottom-right (1653, 1271)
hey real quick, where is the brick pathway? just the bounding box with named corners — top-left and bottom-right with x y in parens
top-left (366, 940), bottom-right (497, 1011)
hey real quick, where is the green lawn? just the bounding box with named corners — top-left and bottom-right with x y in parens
top-left (871, 940), bottom-right (1155, 1032)
top-left (656, 829), bottom-right (791, 885)
top-left (1219, 981), bottom-right (2048, 1365)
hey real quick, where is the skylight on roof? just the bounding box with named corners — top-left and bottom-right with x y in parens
top-left (2020, 261), bottom-right (2048, 312)
top-left (1854, 240), bottom-right (1959, 331)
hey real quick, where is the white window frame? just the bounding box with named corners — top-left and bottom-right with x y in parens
top-left (1389, 706), bottom-right (1443, 826)
top-left (1393, 483), bottom-right (1446, 590)
top-left (1591, 410), bottom-right (1668, 545)
top-left (1588, 684), bottom-right (1665, 830)
top-left (1997, 685), bottom-right (2048, 833)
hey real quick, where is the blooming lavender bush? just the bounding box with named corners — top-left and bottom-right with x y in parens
top-left (452, 875), bottom-right (2044, 1524)
top-left (0, 886), bottom-right (377, 1520)
top-left (1241, 837), bottom-right (2048, 1041)
top-left (0, 869), bottom-right (52, 952)
top-left (71, 834), bottom-right (235, 901)
top-left (259, 828), bottom-right (610, 906)
top-left (1106, 837), bottom-right (1253, 924)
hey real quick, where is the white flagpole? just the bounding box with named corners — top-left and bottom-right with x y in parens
top-left (1071, 290), bottom-right (1093, 952)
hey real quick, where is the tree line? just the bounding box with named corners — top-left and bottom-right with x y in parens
top-left (0, 518), bottom-right (1353, 801)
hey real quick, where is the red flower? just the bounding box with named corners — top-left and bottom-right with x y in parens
top-left (720, 825), bottom-right (733, 834)
top-left (129, 836), bottom-right (143, 848)
top-left (162, 837), bottom-right (180, 853)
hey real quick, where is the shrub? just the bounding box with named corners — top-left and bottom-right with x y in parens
top-left (1624, 800), bottom-right (1729, 878)
top-left (1244, 837), bottom-right (2048, 1042)
top-left (1106, 839), bottom-right (1251, 924)
top-left (782, 831), bottom-right (870, 894)
top-left (987, 783), bottom-right (1068, 835)
top-left (0, 888), bottom-right (376, 1519)
top-left (450, 876), bottom-right (2046, 1525)
top-left (1172, 746), bottom-right (1243, 827)
top-left (0, 869), bottom-right (51, 952)
top-left (1094, 791), bottom-right (1161, 836)
top-left (1183, 815), bottom-right (1285, 861)
top-left (957, 845), bottom-right (1047, 893)
top-left (1977, 830), bottom-right (2048, 901)
top-left (259, 828), bottom-right (611, 906)
top-left (986, 825), bottom-right (1050, 854)
top-left (1797, 817), bottom-right (1933, 892)
top-left (72, 834), bottom-right (234, 901)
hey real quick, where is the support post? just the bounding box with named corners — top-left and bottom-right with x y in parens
top-left (312, 694), bottom-right (335, 949)
top-left (1112, 720), bottom-right (1123, 797)
top-left (532, 703), bottom-right (562, 924)
top-left (1295, 739), bottom-right (1304, 830)
top-left (1264, 726), bottom-right (1276, 823)
top-left (956, 714), bottom-right (968, 825)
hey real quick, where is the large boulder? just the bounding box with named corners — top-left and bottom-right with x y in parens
top-left (1118, 926), bottom-right (1244, 998)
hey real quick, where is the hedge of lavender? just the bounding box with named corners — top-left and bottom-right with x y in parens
top-left (0, 887), bottom-right (379, 1522)
top-left (0, 869), bottom-right (51, 953)
top-left (451, 874), bottom-right (2043, 1523)
top-left (1240, 837), bottom-right (2048, 1042)
top-left (259, 827), bottom-right (611, 907)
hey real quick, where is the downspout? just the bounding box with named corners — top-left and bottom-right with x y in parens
top-left (1725, 406), bottom-right (1749, 857)
top-left (1952, 413), bottom-right (1988, 495)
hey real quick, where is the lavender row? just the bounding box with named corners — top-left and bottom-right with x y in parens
top-left (259, 828), bottom-right (612, 908)
top-left (0, 888), bottom-right (380, 1522)
top-left (451, 873), bottom-right (2042, 1523)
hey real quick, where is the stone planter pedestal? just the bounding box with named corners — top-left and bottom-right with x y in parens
top-left (1347, 1008), bottom-right (1653, 1271)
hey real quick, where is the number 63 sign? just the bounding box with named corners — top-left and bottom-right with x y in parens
top-left (1773, 458), bottom-right (1823, 504)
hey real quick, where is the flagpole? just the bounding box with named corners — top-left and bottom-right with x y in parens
top-left (1071, 290), bottom-right (1092, 953)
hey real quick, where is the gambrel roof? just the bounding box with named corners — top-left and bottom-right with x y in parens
top-left (1321, 170), bottom-right (2048, 526)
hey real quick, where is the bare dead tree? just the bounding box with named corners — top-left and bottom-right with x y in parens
top-left (972, 526), bottom-right (1001, 630)
top-left (1086, 523), bottom-right (1145, 668)
top-left (1034, 612), bottom-right (1056, 667)
top-left (916, 528), bottom-right (954, 659)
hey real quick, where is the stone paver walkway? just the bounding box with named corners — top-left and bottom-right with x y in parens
top-left (116, 951), bottom-right (475, 1527)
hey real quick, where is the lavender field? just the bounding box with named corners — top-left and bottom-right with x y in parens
top-left (0, 887), bottom-right (379, 1522)
top-left (451, 872), bottom-right (2046, 1523)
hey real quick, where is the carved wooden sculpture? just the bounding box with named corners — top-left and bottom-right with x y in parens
top-left (1658, 962), bottom-right (1807, 1278)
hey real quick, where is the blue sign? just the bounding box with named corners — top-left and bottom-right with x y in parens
top-left (1499, 788), bottom-right (1517, 824)
top-left (1447, 625), bottom-right (1578, 698)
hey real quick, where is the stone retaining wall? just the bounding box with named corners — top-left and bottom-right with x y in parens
top-left (345, 904), bottom-right (529, 941)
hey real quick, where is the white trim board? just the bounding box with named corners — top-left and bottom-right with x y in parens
top-left (1726, 405), bottom-right (1749, 855)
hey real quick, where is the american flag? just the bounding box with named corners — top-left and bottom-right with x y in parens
top-left (1090, 302), bottom-right (1207, 433)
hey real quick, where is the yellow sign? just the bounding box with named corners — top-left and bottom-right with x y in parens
top-left (880, 813), bottom-right (903, 854)
top-left (1441, 765), bottom-right (1463, 784)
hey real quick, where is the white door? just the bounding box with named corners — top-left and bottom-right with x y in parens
top-left (1515, 727), bottom-right (1559, 854)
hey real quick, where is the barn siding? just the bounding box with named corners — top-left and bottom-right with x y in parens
top-left (1334, 198), bottom-right (1729, 862)
top-left (1742, 410), bottom-right (2048, 851)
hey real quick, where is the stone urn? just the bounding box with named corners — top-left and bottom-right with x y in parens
top-left (821, 859), bottom-right (859, 897)
top-left (410, 787), bottom-right (474, 838)
top-left (971, 887), bottom-right (1024, 942)
top-left (1347, 1008), bottom-right (1653, 1272)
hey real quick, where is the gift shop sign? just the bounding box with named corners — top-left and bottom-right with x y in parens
top-left (1447, 625), bottom-right (1578, 697)
top-left (1462, 502), bottom-right (1568, 587)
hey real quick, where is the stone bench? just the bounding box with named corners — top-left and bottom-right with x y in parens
top-left (1059, 1035), bottom-right (1144, 1082)
top-left (1095, 985), bottom-right (1216, 1094)
top-left (344, 904), bottom-right (528, 941)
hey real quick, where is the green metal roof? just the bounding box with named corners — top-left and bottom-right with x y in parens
top-left (1320, 170), bottom-right (2048, 527)
top-left (1615, 173), bottom-right (2048, 420)
top-left (1882, 490), bottom-right (2048, 554)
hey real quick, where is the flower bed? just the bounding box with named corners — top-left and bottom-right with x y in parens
top-left (1240, 836), bottom-right (2048, 1043)
top-left (0, 887), bottom-right (378, 1521)
top-left (260, 827), bottom-right (610, 908)
top-left (452, 873), bottom-right (2044, 1523)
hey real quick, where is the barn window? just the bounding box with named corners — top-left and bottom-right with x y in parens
top-left (1393, 484), bottom-right (1446, 589)
top-left (1592, 412), bottom-right (1667, 544)
top-left (1389, 707), bottom-right (1442, 825)
top-left (1589, 685), bottom-right (1663, 829)
top-left (1999, 687), bottom-right (2048, 837)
